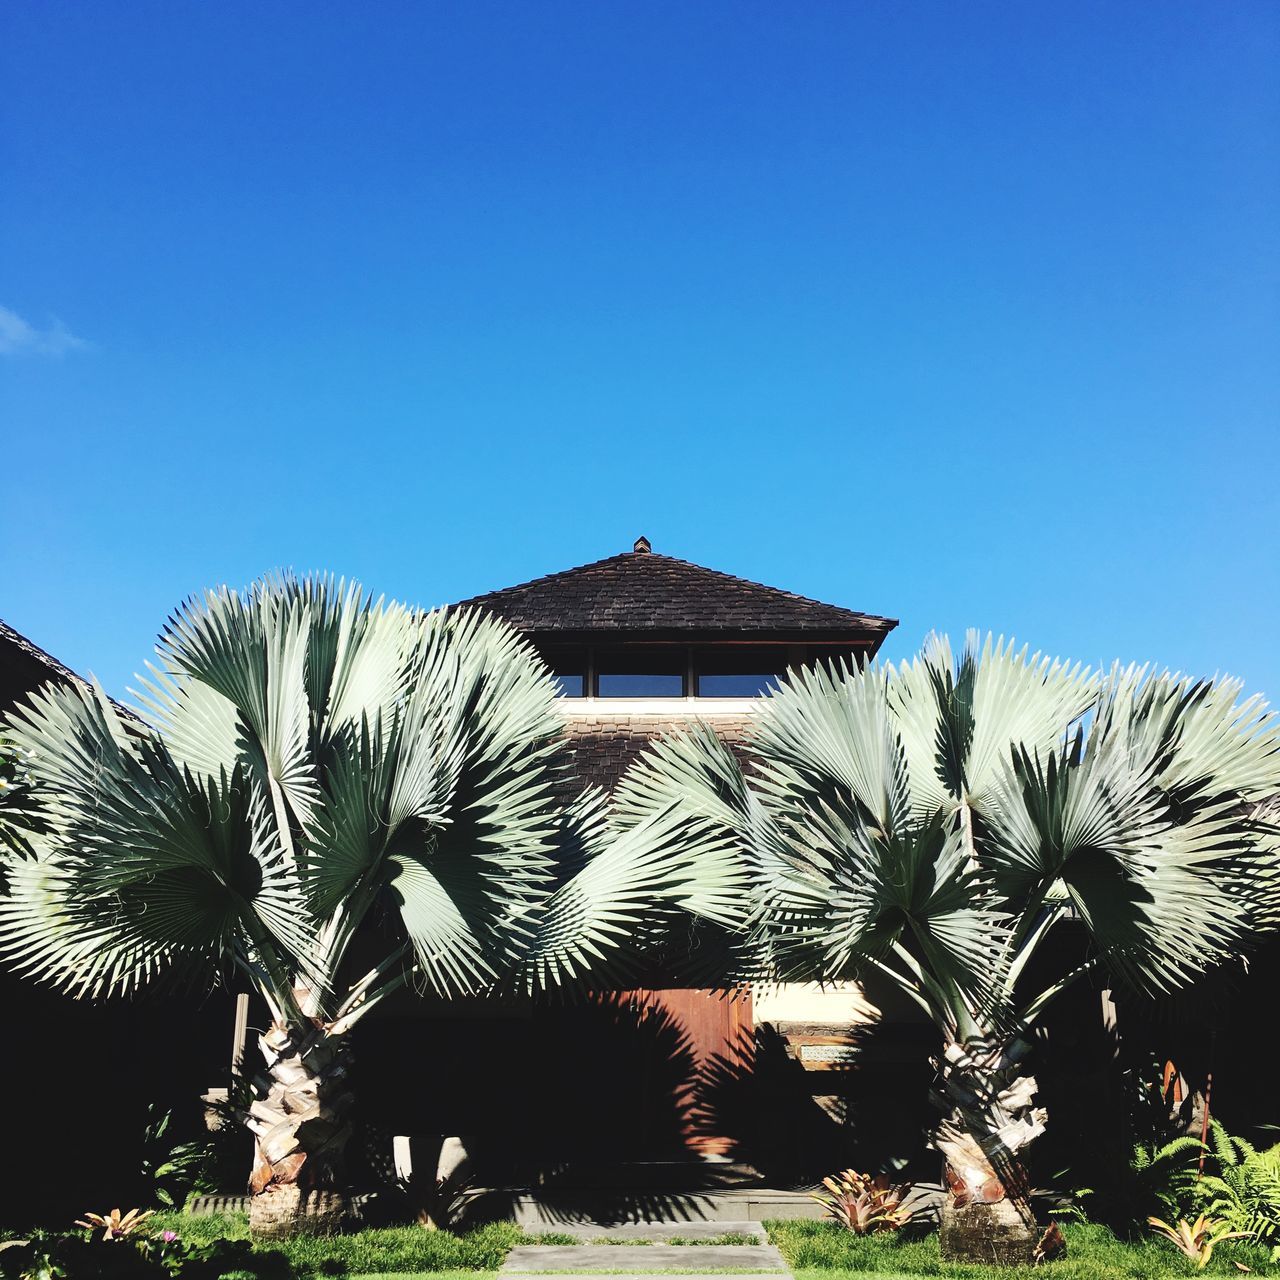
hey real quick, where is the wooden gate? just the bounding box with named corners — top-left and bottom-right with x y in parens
top-left (623, 987), bottom-right (754, 1158)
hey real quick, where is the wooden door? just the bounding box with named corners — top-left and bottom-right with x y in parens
top-left (625, 987), bottom-right (754, 1158)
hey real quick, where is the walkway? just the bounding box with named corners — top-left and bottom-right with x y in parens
top-left (502, 1220), bottom-right (792, 1278)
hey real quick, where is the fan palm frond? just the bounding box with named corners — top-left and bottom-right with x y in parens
top-left (2, 576), bottom-right (739, 1029)
top-left (616, 635), bottom-right (1280, 1019)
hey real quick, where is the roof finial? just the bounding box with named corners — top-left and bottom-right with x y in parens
top-left (633, 535), bottom-right (651, 554)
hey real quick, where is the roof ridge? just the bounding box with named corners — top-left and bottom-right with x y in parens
top-left (0, 617), bottom-right (89, 689)
top-left (454, 550), bottom-right (638, 605)
top-left (627, 551), bottom-right (896, 626)
top-left (455, 548), bottom-right (896, 628)
top-left (1, 617), bottom-right (144, 724)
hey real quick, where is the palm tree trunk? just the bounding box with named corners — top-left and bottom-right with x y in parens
top-left (933, 1038), bottom-right (1049, 1265)
top-left (245, 1020), bottom-right (354, 1238)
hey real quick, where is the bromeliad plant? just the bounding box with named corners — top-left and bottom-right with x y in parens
top-left (74, 1208), bottom-right (155, 1241)
top-left (1147, 1214), bottom-right (1246, 1269)
top-left (812, 1169), bottom-right (919, 1234)
top-left (613, 634), bottom-right (1280, 1264)
top-left (0, 576), bottom-right (740, 1238)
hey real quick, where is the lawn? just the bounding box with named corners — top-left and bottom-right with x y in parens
top-left (772, 1219), bottom-right (1277, 1279)
top-left (134, 1213), bottom-right (1277, 1279)
top-left (150, 1212), bottom-right (523, 1273)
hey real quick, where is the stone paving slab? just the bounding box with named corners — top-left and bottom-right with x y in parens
top-left (538, 1221), bottom-right (764, 1242)
top-left (502, 1243), bottom-right (789, 1273)
top-left (511, 1190), bottom-right (821, 1227)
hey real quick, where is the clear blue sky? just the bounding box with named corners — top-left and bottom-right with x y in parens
top-left (3, 2), bottom-right (1277, 700)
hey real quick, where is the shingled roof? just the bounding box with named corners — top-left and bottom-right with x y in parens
top-left (1, 617), bottom-right (106, 722)
top-left (455, 539), bottom-right (896, 640)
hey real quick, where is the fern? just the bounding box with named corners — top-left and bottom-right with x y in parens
top-left (1131, 1135), bottom-right (1227, 1220)
top-left (1210, 1122), bottom-right (1280, 1258)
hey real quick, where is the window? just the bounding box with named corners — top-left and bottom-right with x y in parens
top-left (596, 649), bottom-right (686, 698)
top-left (541, 648), bottom-right (587, 698)
top-left (598, 672), bottom-right (684, 696)
top-left (697, 671), bottom-right (781, 697)
top-left (695, 646), bottom-right (787, 698)
top-left (551, 673), bottom-right (585, 697)
top-left (533, 642), bottom-right (824, 699)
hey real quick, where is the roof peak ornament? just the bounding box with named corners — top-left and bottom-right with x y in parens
top-left (632, 535), bottom-right (652, 554)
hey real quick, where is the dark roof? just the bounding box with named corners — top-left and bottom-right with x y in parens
top-left (0, 617), bottom-right (96, 717)
top-left (455, 542), bottom-right (897, 642)
top-left (0, 619), bottom-right (140, 724)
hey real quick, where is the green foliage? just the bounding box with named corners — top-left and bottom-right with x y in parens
top-left (148, 1214), bottom-right (521, 1273)
top-left (140, 1107), bottom-right (217, 1210)
top-left (617, 635), bottom-right (1280, 1015)
top-left (667, 1232), bottom-right (761, 1245)
top-left (1104, 1115), bottom-right (1280, 1250)
top-left (1207, 1122), bottom-right (1280, 1257)
top-left (615, 635), bottom-right (1280, 1184)
top-left (265, 1219), bottom-right (521, 1274)
top-left (1126, 1135), bottom-right (1225, 1222)
top-left (0, 1228), bottom-right (297, 1280)
top-left (811, 1170), bottom-right (919, 1235)
top-left (0, 575), bottom-right (737, 1033)
top-left (0, 739), bottom-right (47, 862)
top-left (770, 1218), bottom-right (1276, 1278)
top-left (3, 1215), bottom-right (524, 1278)
top-left (1147, 1214), bottom-right (1246, 1270)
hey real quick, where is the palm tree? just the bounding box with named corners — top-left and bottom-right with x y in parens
top-left (612, 635), bottom-right (1280, 1264)
top-left (0, 737), bottom-right (47, 860)
top-left (0, 577), bottom-right (741, 1237)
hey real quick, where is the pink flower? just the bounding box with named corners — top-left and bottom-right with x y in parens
top-left (161, 1231), bottom-right (179, 1243)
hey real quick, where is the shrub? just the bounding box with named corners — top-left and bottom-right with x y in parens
top-left (1147, 1214), bottom-right (1247, 1270)
top-left (1209, 1123), bottom-right (1280, 1259)
top-left (810, 1170), bottom-right (919, 1234)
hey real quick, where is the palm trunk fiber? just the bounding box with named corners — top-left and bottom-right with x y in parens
top-left (246, 1021), bottom-right (354, 1239)
top-left (935, 1039), bottom-right (1049, 1266)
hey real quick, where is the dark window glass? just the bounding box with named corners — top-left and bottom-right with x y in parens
top-left (806, 648), bottom-right (864, 675)
top-left (697, 672), bottom-right (781, 698)
top-left (552, 673), bottom-right (584, 697)
top-left (598, 672), bottom-right (684, 697)
top-left (695, 646), bottom-right (788, 698)
top-left (539, 646), bottom-right (588, 698)
top-left (596, 648), bottom-right (686, 698)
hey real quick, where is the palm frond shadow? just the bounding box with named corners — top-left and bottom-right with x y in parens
top-left (347, 990), bottom-right (757, 1226)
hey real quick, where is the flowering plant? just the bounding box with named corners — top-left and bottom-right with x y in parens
top-left (812, 1169), bottom-right (920, 1234)
top-left (73, 1209), bottom-right (154, 1241)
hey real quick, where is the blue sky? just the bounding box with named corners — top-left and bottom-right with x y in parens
top-left (3, 2), bottom-right (1277, 700)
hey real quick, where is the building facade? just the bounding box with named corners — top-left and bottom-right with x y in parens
top-left (434, 539), bottom-right (915, 1182)
top-left (0, 546), bottom-right (922, 1205)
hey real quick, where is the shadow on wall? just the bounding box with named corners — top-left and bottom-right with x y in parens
top-left (349, 993), bottom-right (710, 1185)
top-left (701, 1020), bottom-right (940, 1187)
top-left (347, 986), bottom-right (941, 1203)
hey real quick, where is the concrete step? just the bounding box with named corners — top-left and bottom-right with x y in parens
top-left (534, 1161), bottom-right (763, 1191)
top-left (512, 1189), bottom-right (821, 1227)
top-left (503, 1243), bottom-right (789, 1273)
top-left (535, 1221), bottom-right (764, 1242)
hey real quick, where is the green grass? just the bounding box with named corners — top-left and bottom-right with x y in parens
top-left (137, 1211), bottom-right (1279, 1279)
top-left (668, 1233), bottom-right (762, 1246)
top-left (347, 1273), bottom-right (491, 1280)
top-left (151, 1212), bottom-right (523, 1273)
top-left (768, 1219), bottom-right (1277, 1279)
